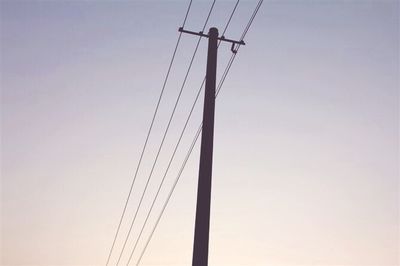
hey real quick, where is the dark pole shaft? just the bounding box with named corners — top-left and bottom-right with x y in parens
top-left (192, 27), bottom-right (218, 266)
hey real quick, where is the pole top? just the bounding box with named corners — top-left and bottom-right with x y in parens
top-left (209, 27), bottom-right (218, 36)
top-left (179, 27), bottom-right (244, 53)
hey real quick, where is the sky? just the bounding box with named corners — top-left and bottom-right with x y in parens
top-left (1, 0), bottom-right (399, 265)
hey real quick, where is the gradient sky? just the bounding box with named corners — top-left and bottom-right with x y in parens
top-left (1, 0), bottom-right (399, 265)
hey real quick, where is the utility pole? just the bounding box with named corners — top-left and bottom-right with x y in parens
top-left (192, 27), bottom-right (218, 266)
top-left (179, 26), bottom-right (244, 266)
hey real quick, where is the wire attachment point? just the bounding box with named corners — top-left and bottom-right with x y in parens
top-left (231, 43), bottom-right (237, 54)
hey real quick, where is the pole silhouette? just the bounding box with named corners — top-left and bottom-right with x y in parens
top-left (192, 27), bottom-right (218, 266)
top-left (178, 26), bottom-right (244, 266)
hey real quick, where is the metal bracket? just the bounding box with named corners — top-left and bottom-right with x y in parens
top-left (231, 43), bottom-right (237, 54)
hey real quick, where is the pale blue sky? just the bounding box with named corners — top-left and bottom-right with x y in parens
top-left (1, 1), bottom-right (399, 265)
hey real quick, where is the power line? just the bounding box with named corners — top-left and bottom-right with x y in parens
top-left (221, 0), bottom-right (240, 35)
top-left (124, 1), bottom-right (240, 264)
top-left (134, 53), bottom-right (232, 266)
top-left (239, 0), bottom-right (263, 41)
top-left (114, 1), bottom-right (216, 265)
top-left (104, 1), bottom-right (193, 265)
top-left (133, 1), bottom-right (264, 265)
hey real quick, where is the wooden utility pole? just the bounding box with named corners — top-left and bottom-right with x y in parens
top-left (178, 26), bottom-right (244, 266)
top-left (192, 27), bottom-right (218, 266)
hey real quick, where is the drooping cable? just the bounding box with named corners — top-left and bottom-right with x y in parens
top-left (124, 1), bottom-right (240, 264)
top-left (114, 1), bottom-right (217, 265)
top-left (105, 1), bottom-right (193, 265)
top-left (133, 1), bottom-right (264, 265)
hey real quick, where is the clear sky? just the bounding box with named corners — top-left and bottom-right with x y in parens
top-left (1, 0), bottom-right (399, 265)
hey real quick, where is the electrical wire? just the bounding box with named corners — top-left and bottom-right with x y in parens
top-left (105, 1), bottom-right (193, 265)
top-left (133, 1), bottom-right (264, 264)
top-left (114, 1), bottom-right (216, 265)
top-left (240, 0), bottom-right (263, 41)
top-left (124, 1), bottom-right (240, 264)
